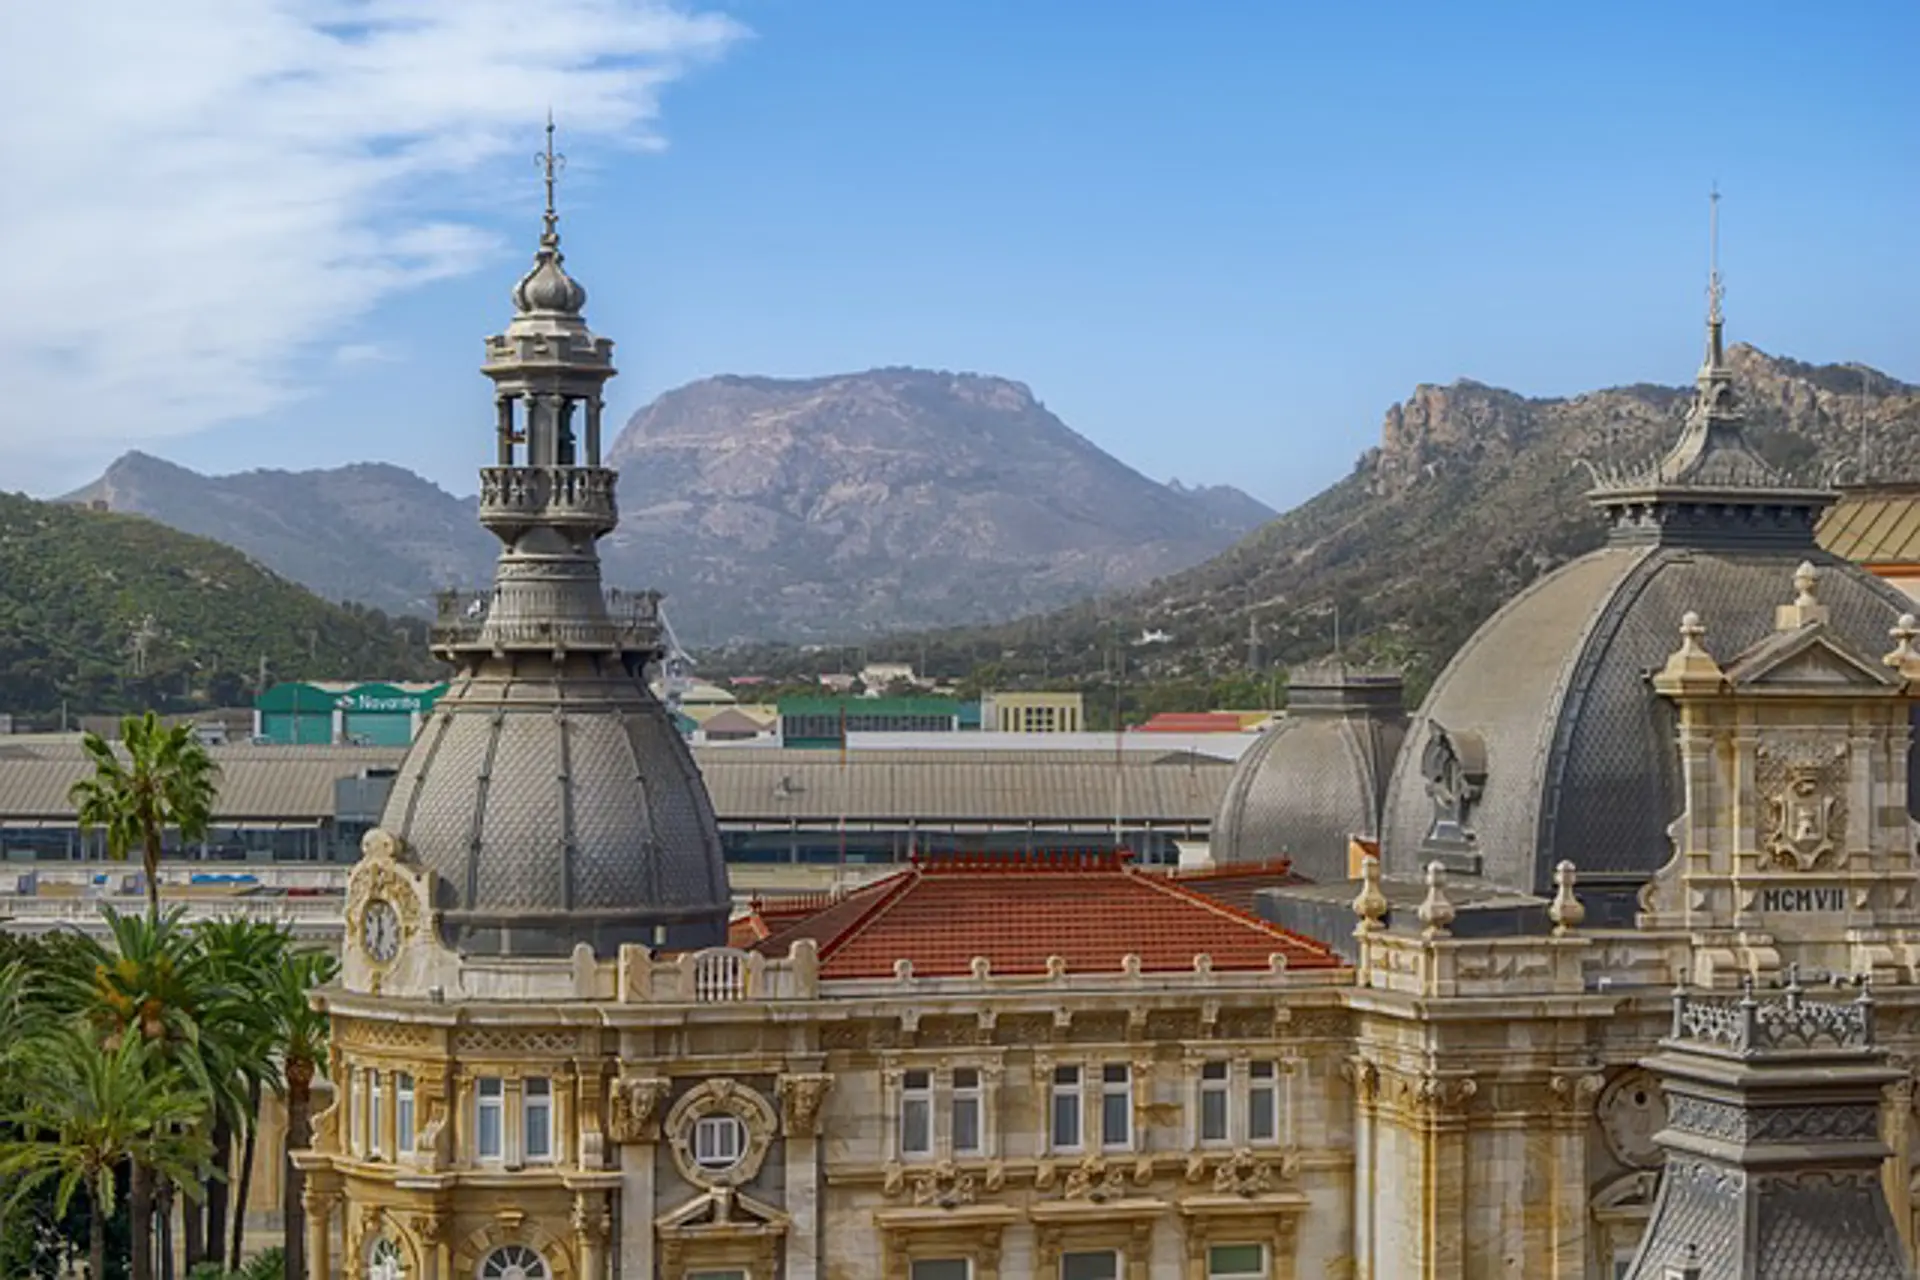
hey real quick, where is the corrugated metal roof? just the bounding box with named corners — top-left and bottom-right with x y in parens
top-left (0, 744), bottom-right (1230, 824)
top-left (699, 748), bottom-right (1230, 821)
top-left (1819, 489), bottom-right (1920, 565)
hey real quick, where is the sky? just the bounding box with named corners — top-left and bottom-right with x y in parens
top-left (1, 1), bottom-right (1914, 509)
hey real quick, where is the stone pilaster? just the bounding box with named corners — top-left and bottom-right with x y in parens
top-left (1548, 1071), bottom-right (1603, 1279)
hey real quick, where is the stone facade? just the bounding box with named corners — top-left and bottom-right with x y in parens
top-left (293, 171), bottom-right (1920, 1280)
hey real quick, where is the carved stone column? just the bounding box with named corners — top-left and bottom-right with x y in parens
top-left (609, 1072), bottom-right (669, 1280)
top-left (572, 1191), bottom-right (612, 1280)
top-left (1416, 1072), bottom-right (1476, 1280)
top-left (300, 1184), bottom-right (338, 1280)
top-left (413, 1209), bottom-right (447, 1280)
top-left (778, 1072), bottom-right (833, 1280)
top-left (1886, 1058), bottom-right (1916, 1255)
top-left (1346, 1056), bottom-right (1380, 1280)
top-left (1548, 1072), bottom-right (1603, 1279)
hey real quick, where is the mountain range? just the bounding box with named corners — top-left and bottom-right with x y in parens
top-left (69, 369), bottom-right (1274, 643)
top-left (896, 344), bottom-right (1920, 700)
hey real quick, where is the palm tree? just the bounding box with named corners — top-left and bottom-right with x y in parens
top-left (270, 947), bottom-right (337, 1280)
top-left (56, 908), bottom-right (225, 1280)
top-left (188, 919), bottom-right (287, 1270)
top-left (0, 1027), bottom-right (210, 1280)
top-left (69, 712), bottom-right (220, 922)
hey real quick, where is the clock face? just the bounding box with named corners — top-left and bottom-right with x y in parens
top-left (362, 898), bottom-right (402, 963)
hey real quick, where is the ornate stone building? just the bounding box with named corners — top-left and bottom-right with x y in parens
top-left (296, 157), bottom-right (1920, 1280)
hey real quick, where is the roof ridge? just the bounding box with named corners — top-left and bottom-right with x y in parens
top-left (799, 866), bottom-right (923, 963)
top-left (1126, 864), bottom-right (1337, 961)
top-left (1171, 857), bottom-right (1296, 881)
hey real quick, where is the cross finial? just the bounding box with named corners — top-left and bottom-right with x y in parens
top-left (537, 111), bottom-right (567, 248)
top-left (1707, 183), bottom-right (1724, 328)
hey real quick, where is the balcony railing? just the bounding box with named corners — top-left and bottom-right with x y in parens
top-left (478, 466), bottom-right (617, 524)
top-left (431, 587), bottom-right (662, 654)
top-left (1670, 968), bottom-right (1875, 1056)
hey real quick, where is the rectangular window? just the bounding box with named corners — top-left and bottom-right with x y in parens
top-left (349, 1069), bottom-right (366, 1156)
top-left (1061, 1251), bottom-right (1120, 1280)
top-left (911, 1262), bottom-right (971, 1280)
top-left (524, 1077), bottom-right (553, 1162)
top-left (951, 1067), bottom-right (982, 1155)
top-left (1208, 1243), bottom-right (1266, 1279)
top-left (901, 1068), bottom-right (933, 1157)
top-left (368, 1071), bottom-right (384, 1159)
top-left (1100, 1063), bottom-right (1131, 1150)
top-left (476, 1077), bottom-right (504, 1160)
top-left (693, 1114), bottom-right (744, 1169)
top-left (396, 1073), bottom-right (415, 1156)
top-left (1248, 1061), bottom-right (1278, 1143)
top-left (1199, 1061), bottom-right (1230, 1144)
top-left (1051, 1065), bottom-right (1082, 1151)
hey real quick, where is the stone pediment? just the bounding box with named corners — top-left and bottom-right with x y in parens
top-left (1721, 625), bottom-right (1900, 693)
top-left (655, 1187), bottom-right (789, 1233)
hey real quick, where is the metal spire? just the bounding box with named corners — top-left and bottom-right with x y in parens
top-left (1705, 183), bottom-right (1725, 368)
top-left (538, 110), bottom-right (566, 249)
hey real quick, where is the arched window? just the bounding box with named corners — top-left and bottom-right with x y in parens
top-left (366, 1237), bottom-right (407, 1280)
top-left (478, 1244), bottom-right (549, 1280)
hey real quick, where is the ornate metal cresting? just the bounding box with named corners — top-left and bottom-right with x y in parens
top-left (1667, 968), bottom-right (1875, 1057)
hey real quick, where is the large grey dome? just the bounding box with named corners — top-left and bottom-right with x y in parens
top-left (1381, 544), bottom-right (1917, 915)
top-left (1379, 296), bottom-right (1917, 922)
top-left (381, 658), bottom-right (729, 956)
top-left (1211, 664), bottom-right (1406, 881)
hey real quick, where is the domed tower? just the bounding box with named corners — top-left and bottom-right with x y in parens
top-left (1210, 660), bottom-right (1407, 880)
top-left (376, 123), bottom-right (730, 956)
top-left (1379, 194), bottom-right (1918, 922)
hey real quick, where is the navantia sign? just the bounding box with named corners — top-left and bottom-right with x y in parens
top-left (336, 693), bottom-right (426, 713)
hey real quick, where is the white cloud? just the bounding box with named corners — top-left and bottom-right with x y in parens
top-left (0, 1), bottom-right (743, 479)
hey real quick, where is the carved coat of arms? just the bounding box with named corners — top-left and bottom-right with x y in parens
top-left (1758, 743), bottom-right (1847, 873)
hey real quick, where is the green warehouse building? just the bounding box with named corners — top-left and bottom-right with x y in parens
top-left (253, 681), bottom-right (448, 746)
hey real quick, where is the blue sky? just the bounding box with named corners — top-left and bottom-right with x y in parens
top-left (6, 1), bottom-right (1915, 508)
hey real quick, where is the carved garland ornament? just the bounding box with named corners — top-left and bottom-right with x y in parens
top-left (664, 1079), bottom-right (779, 1189)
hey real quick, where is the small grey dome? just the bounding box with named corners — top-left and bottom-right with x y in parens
top-left (380, 656), bottom-right (729, 958)
top-left (1210, 663), bottom-right (1407, 881)
top-left (512, 248), bottom-right (588, 316)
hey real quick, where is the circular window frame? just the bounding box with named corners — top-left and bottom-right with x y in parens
top-left (665, 1079), bottom-right (778, 1188)
top-left (476, 1242), bottom-right (550, 1280)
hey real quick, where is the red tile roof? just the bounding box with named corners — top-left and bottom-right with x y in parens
top-left (1135, 712), bottom-right (1246, 733)
top-left (1165, 858), bottom-right (1306, 915)
top-left (743, 850), bottom-right (1340, 979)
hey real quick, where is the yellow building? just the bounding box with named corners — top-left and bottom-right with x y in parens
top-left (984, 692), bottom-right (1085, 734)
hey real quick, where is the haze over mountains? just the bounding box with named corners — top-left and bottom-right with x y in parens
top-left (68, 369), bottom-right (1274, 642)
